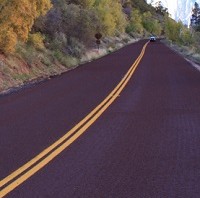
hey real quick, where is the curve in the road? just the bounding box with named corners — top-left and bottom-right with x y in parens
top-left (0, 42), bottom-right (149, 198)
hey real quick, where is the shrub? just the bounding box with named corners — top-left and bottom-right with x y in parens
top-left (53, 49), bottom-right (78, 67)
top-left (16, 43), bottom-right (39, 65)
top-left (0, 0), bottom-right (52, 53)
top-left (67, 37), bottom-right (86, 58)
top-left (28, 33), bottom-right (45, 50)
top-left (48, 33), bottom-right (67, 50)
top-left (180, 29), bottom-right (194, 46)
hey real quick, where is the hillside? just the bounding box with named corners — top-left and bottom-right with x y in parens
top-left (0, 0), bottom-right (198, 93)
top-left (148, 0), bottom-right (200, 26)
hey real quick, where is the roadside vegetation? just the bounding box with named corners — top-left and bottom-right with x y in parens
top-left (0, 0), bottom-right (200, 92)
top-left (162, 1), bottom-right (200, 64)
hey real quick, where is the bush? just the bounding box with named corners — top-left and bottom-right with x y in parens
top-left (53, 49), bottom-right (78, 67)
top-left (180, 29), bottom-right (194, 46)
top-left (16, 43), bottom-right (39, 65)
top-left (41, 55), bottom-right (52, 67)
top-left (67, 37), bottom-right (86, 58)
top-left (28, 33), bottom-right (45, 50)
top-left (48, 33), bottom-right (67, 50)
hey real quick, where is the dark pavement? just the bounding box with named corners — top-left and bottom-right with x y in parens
top-left (1, 40), bottom-right (200, 197)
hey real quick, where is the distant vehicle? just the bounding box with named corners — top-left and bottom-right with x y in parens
top-left (150, 36), bottom-right (156, 42)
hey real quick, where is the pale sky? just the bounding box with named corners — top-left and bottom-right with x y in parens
top-left (147, 0), bottom-right (200, 25)
top-left (146, 0), bottom-right (177, 19)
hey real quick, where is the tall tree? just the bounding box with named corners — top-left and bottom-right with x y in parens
top-left (190, 2), bottom-right (200, 31)
top-left (142, 11), bottom-right (161, 35)
top-left (95, 0), bottom-right (127, 35)
top-left (64, 0), bottom-right (95, 8)
top-left (155, 1), bottom-right (168, 16)
top-left (164, 15), bottom-right (182, 42)
top-left (0, 0), bottom-right (52, 53)
top-left (130, 0), bottom-right (152, 12)
top-left (126, 9), bottom-right (143, 34)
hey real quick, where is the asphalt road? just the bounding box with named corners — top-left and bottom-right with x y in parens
top-left (1, 40), bottom-right (200, 198)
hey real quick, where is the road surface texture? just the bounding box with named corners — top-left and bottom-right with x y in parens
top-left (1, 40), bottom-right (200, 198)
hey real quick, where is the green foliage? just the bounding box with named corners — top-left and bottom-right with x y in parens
top-left (95, 0), bottom-right (127, 36)
top-left (16, 43), bottom-right (39, 65)
top-left (180, 28), bottom-right (194, 46)
top-left (164, 16), bottom-right (182, 42)
top-left (13, 73), bottom-right (30, 81)
top-left (68, 0), bottom-right (95, 8)
top-left (164, 15), bottom-right (194, 47)
top-left (34, 0), bottom-right (127, 58)
top-left (130, 0), bottom-right (153, 12)
top-left (28, 33), bottom-right (45, 50)
top-left (68, 37), bottom-right (86, 58)
top-left (193, 32), bottom-right (200, 44)
top-left (155, 1), bottom-right (169, 16)
top-left (126, 9), bottom-right (143, 34)
top-left (53, 50), bottom-right (78, 67)
top-left (49, 33), bottom-right (67, 51)
top-left (142, 12), bottom-right (162, 35)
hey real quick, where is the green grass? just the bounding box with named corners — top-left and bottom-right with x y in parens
top-left (13, 73), bottom-right (30, 81)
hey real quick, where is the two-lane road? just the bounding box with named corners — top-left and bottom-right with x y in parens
top-left (1, 40), bottom-right (200, 197)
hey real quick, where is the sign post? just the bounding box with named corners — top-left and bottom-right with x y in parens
top-left (95, 33), bottom-right (102, 52)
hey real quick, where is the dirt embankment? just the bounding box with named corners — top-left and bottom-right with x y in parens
top-left (0, 34), bottom-right (140, 95)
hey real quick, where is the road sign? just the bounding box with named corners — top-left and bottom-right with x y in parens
top-left (95, 33), bottom-right (102, 40)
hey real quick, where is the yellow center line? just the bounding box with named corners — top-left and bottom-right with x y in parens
top-left (0, 44), bottom-right (142, 188)
top-left (0, 41), bottom-right (149, 197)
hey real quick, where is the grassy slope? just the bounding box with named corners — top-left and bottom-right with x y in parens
top-left (0, 33), bottom-right (139, 93)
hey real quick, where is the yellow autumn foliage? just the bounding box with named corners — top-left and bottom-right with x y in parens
top-left (0, 27), bottom-right (17, 54)
top-left (95, 0), bottom-right (127, 36)
top-left (28, 33), bottom-right (45, 50)
top-left (0, 0), bottom-right (52, 53)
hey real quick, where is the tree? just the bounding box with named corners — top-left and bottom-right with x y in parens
top-left (95, 0), bottom-right (127, 36)
top-left (0, 0), bottom-right (52, 53)
top-left (190, 2), bottom-right (200, 31)
top-left (64, 0), bottom-right (95, 8)
top-left (142, 11), bottom-right (161, 35)
top-left (164, 15), bottom-right (182, 42)
top-left (130, 0), bottom-right (151, 12)
top-left (155, 1), bottom-right (168, 16)
top-left (45, 3), bottom-right (100, 41)
top-left (126, 9), bottom-right (143, 34)
top-left (180, 27), bottom-right (194, 46)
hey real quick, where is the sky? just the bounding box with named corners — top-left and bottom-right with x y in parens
top-left (146, 0), bottom-right (177, 19)
top-left (146, 0), bottom-right (200, 25)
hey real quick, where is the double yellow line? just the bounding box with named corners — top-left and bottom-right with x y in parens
top-left (0, 41), bottom-right (149, 197)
